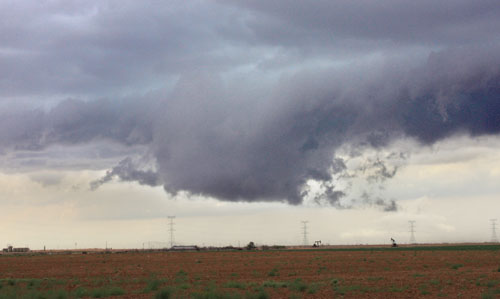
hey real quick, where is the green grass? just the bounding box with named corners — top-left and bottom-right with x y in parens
top-left (419, 285), bottom-right (431, 295)
top-left (154, 287), bottom-right (174, 299)
top-left (191, 288), bottom-right (243, 299)
top-left (74, 287), bottom-right (89, 298)
top-left (261, 280), bottom-right (287, 288)
top-left (268, 268), bottom-right (279, 277)
top-left (306, 282), bottom-right (321, 294)
top-left (89, 286), bottom-right (125, 298)
top-left (246, 288), bottom-right (269, 299)
top-left (429, 279), bottom-right (440, 286)
top-left (143, 277), bottom-right (165, 293)
top-left (288, 278), bottom-right (307, 292)
top-left (224, 281), bottom-right (247, 289)
top-left (175, 270), bottom-right (188, 284)
top-left (388, 285), bottom-right (408, 292)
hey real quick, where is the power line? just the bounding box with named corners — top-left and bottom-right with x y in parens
top-left (301, 220), bottom-right (309, 246)
top-left (490, 219), bottom-right (498, 243)
top-left (168, 216), bottom-right (176, 248)
top-left (409, 220), bottom-right (416, 244)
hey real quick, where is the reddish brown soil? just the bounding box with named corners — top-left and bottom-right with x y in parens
top-left (1, 248), bottom-right (500, 298)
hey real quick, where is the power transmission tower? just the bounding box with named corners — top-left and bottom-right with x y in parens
top-left (490, 219), bottom-right (498, 243)
top-left (301, 221), bottom-right (309, 246)
top-left (409, 220), bottom-right (416, 244)
top-left (168, 216), bottom-right (176, 248)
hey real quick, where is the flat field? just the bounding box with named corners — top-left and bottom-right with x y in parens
top-left (1, 245), bottom-right (500, 298)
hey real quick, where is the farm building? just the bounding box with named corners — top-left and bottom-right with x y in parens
top-left (2, 246), bottom-right (29, 253)
top-left (170, 245), bottom-right (199, 251)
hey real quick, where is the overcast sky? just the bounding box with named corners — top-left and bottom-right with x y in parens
top-left (1, 0), bottom-right (499, 249)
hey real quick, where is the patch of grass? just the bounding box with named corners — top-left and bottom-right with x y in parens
top-left (192, 288), bottom-right (242, 299)
top-left (262, 280), bottom-right (287, 288)
top-left (154, 287), bottom-right (174, 299)
top-left (87, 286), bottom-right (125, 298)
top-left (306, 282), bottom-right (321, 294)
top-left (246, 288), bottom-right (269, 299)
top-left (175, 270), bottom-right (188, 284)
top-left (27, 278), bottom-right (41, 289)
top-left (419, 284), bottom-right (430, 295)
top-left (46, 289), bottom-right (70, 299)
top-left (367, 277), bottom-right (384, 281)
top-left (429, 279), bottom-right (440, 286)
top-left (178, 283), bottom-right (192, 290)
top-left (451, 264), bottom-right (464, 270)
top-left (268, 267), bottom-right (279, 277)
top-left (74, 287), bottom-right (89, 298)
top-left (143, 276), bottom-right (165, 293)
top-left (330, 278), bottom-right (342, 289)
top-left (389, 285), bottom-right (408, 292)
top-left (223, 281), bottom-right (246, 289)
top-left (334, 285), bottom-right (365, 295)
top-left (289, 278), bottom-right (307, 292)
top-left (316, 266), bottom-right (327, 274)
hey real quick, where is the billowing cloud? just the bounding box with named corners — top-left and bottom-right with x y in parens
top-left (0, 1), bottom-right (499, 206)
top-left (90, 157), bottom-right (160, 190)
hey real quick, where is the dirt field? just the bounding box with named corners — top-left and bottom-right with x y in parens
top-left (1, 245), bottom-right (500, 298)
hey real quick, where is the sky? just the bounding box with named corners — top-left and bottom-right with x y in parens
top-left (1, 0), bottom-right (500, 249)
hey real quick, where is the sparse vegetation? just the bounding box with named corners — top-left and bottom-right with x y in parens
top-left (0, 244), bottom-right (498, 298)
top-left (267, 267), bottom-right (279, 277)
top-left (224, 281), bottom-right (246, 289)
top-left (154, 287), bottom-right (173, 299)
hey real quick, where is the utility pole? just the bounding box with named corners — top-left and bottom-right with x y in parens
top-left (490, 219), bottom-right (498, 243)
top-left (301, 220), bottom-right (309, 246)
top-left (409, 220), bottom-right (416, 244)
top-left (168, 216), bottom-right (176, 248)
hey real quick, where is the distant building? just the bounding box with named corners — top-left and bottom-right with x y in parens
top-left (170, 245), bottom-right (199, 251)
top-left (2, 246), bottom-right (29, 253)
top-left (13, 247), bottom-right (30, 252)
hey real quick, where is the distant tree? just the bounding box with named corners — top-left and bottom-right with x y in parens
top-left (246, 241), bottom-right (256, 250)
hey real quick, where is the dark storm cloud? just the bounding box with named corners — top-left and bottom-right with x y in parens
top-left (0, 97), bottom-right (153, 151)
top-left (3, 0), bottom-right (499, 99)
top-left (1, 1), bottom-right (500, 205)
top-left (221, 0), bottom-right (500, 48)
top-left (101, 46), bottom-right (500, 204)
top-left (0, 1), bottom-right (241, 97)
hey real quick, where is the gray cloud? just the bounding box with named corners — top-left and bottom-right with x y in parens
top-left (90, 157), bottom-right (160, 190)
top-left (221, 0), bottom-right (500, 48)
top-left (0, 2), bottom-right (499, 206)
